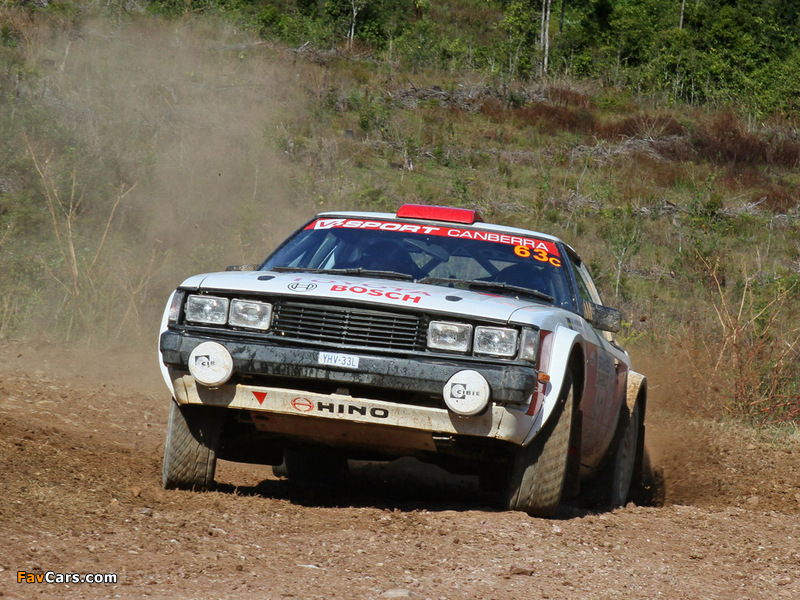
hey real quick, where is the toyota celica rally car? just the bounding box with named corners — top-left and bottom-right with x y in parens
top-left (158, 204), bottom-right (647, 517)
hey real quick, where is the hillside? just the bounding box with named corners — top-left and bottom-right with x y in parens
top-left (0, 4), bottom-right (798, 427)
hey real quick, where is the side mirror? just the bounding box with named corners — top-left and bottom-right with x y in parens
top-left (225, 264), bottom-right (259, 272)
top-left (585, 302), bottom-right (621, 333)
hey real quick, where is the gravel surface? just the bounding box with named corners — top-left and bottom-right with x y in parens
top-left (1, 341), bottom-right (798, 599)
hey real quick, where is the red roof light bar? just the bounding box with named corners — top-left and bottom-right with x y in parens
top-left (396, 204), bottom-right (483, 225)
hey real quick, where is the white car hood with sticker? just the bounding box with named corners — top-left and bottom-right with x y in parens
top-left (182, 270), bottom-right (565, 326)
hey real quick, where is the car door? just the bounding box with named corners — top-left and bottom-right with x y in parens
top-left (565, 250), bottom-right (629, 468)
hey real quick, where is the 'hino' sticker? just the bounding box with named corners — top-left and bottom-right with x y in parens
top-left (289, 396), bottom-right (390, 419)
top-left (288, 281), bottom-right (317, 292)
top-left (318, 352), bottom-right (360, 369)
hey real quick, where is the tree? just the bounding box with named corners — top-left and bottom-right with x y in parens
top-left (541, 0), bottom-right (553, 75)
top-left (602, 206), bottom-right (642, 301)
top-left (348, 0), bottom-right (369, 49)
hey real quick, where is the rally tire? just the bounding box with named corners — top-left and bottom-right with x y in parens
top-left (162, 400), bottom-right (221, 491)
top-left (608, 401), bottom-right (642, 507)
top-left (505, 370), bottom-right (575, 518)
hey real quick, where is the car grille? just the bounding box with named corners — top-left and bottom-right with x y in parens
top-left (271, 301), bottom-right (427, 352)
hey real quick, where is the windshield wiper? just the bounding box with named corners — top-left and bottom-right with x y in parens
top-left (415, 277), bottom-right (554, 303)
top-left (271, 266), bottom-right (414, 281)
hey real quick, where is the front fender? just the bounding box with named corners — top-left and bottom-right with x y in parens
top-left (158, 290), bottom-right (177, 397)
top-left (522, 324), bottom-right (582, 446)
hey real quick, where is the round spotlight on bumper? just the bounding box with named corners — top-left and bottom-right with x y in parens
top-left (188, 341), bottom-right (234, 387)
top-left (443, 370), bottom-right (491, 416)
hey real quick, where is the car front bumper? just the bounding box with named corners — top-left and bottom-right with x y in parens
top-left (160, 329), bottom-right (543, 450)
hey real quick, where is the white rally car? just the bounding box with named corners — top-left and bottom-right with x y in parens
top-left (158, 204), bottom-right (647, 516)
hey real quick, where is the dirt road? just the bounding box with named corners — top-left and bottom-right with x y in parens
top-left (1, 341), bottom-right (798, 599)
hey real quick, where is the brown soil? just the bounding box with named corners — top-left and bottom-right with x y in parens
top-left (1, 340), bottom-right (798, 599)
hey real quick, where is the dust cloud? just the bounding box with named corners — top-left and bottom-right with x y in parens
top-left (625, 347), bottom-right (795, 510)
top-left (34, 17), bottom-right (316, 336)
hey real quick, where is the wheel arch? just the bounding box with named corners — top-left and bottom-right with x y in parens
top-left (522, 325), bottom-right (584, 446)
top-left (626, 369), bottom-right (648, 485)
top-left (567, 345), bottom-right (585, 411)
top-left (626, 370), bottom-right (647, 416)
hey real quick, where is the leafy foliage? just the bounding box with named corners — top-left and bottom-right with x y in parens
top-left (140, 0), bottom-right (800, 114)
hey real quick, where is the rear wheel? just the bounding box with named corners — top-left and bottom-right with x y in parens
top-left (608, 401), bottom-right (642, 507)
top-left (505, 370), bottom-right (575, 517)
top-left (592, 399), bottom-right (642, 508)
top-left (162, 400), bottom-right (222, 491)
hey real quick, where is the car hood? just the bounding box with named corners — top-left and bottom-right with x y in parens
top-left (180, 270), bottom-right (569, 327)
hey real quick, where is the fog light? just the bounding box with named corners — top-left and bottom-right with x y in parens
top-left (188, 341), bottom-right (234, 387)
top-left (442, 370), bottom-right (491, 416)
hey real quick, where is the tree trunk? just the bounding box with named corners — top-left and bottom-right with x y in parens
top-left (348, 8), bottom-right (356, 50)
top-left (539, 0), bottom-right (552, 76)
top-left (349, 0), bottom-right (367, 50)
top-left (543, 0), bottom-right (552, 75)
top-left (539, 0), bottom-right (546, 50)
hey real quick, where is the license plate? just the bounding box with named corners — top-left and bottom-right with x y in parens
top-left (318, 352), bottom-right (360, 369)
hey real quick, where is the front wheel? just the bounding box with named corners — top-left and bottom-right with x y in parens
top-left (162, 400), bottom-right (222, 491)
top-left (505, 370), bottom-right (575, 518)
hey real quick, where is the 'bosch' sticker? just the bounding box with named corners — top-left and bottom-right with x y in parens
top-left (330, 284), bottom-right (422, 303)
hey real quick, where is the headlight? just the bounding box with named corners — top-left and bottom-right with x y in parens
top-left (519, 327), bottom-right (540, 364)
top-left (428, 321), bottom-right (472, 353)
top-left (185, 295), bottom-right (229, 325)
top-left (229, 299), bottom-right (273, 330)
top-left (474, 326), bottom-right (518, 357)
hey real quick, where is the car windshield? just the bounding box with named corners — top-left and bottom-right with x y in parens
top-left (262, 217), bottom-right (575, 308)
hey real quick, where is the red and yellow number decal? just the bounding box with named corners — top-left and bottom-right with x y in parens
top-left (514, 245), bottom-right (562, 267)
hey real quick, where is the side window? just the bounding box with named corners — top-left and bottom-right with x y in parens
top-left (576, 262), bottom-right (605, 306)
top-left (568, 251), bottom-right (616, 340)
top-left (566, 251), bottom-right (597, 307)
top-left (573, 263), bottom-right (595, 306)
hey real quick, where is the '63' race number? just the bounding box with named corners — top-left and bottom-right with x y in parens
top-left (514, 245), bottom-right (562, 267)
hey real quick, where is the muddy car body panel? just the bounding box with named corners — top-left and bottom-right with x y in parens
top-left (158, 204), bottom-right (647, 515)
